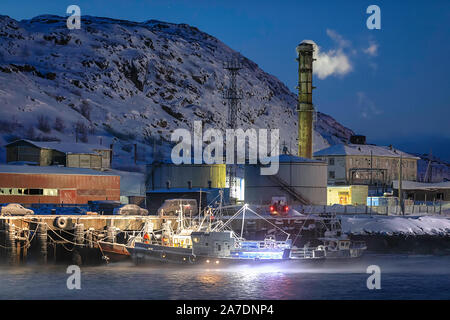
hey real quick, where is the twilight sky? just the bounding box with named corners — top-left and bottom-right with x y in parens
top-left (1, 0), bottom-right (449, 160)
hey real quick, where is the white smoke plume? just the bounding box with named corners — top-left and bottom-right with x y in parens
top-left (301, 30), bottom-right (353, 79)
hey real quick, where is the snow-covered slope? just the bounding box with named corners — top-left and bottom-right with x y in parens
top-left (0, 14), bottom-right (354, 165)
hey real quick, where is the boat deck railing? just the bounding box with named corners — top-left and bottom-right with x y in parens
top-left (290, 247), bottom-right (324, 259)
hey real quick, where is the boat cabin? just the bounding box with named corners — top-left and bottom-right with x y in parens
top-left (191, 231), bottom-right (236, 258)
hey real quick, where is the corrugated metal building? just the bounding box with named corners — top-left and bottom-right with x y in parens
top-left (5, 139), bottom-right (112, 169)
top-left (6, 139), bottom-right (66, 166)
top-left (0, 165), bottom-right (120, 204)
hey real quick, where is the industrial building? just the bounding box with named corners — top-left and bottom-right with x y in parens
top-left (327, 185), bottom-right (368, 206)
top-left (314, 139), bottom-right (419, 187)
top-left (239, 42), bottom-right (327, 206)
top-left (393, 180), bottom-right (450, 202)
top-left (0, 165), bottom-right (120, 204)
top-left (146, 160), bottom-right (226, 190)
top-left (244, 154), bottom-right (327, 205)
top-left (146, 159), bottom-right (229, 210)
top-left (140, 42), bottom-right (324, 208)
top-left (5, 139), bottom-right (112, 170)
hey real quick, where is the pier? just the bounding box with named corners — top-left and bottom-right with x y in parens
top-left (0, 214), bottom-right (320, 265)
top-left (0, 215), bottom-right (175, 265)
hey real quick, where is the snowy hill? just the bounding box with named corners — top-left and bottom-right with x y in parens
top-left (0, 14), bottom-right (354, 166)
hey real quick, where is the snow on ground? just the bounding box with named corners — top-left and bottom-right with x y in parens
top-left (340, 215), bottom-right (450, 236)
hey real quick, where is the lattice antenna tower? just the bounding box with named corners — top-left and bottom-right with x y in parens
top-left (223, 54), bottom-right (243, 200)
top-left (223, 54), bottom-right (243, 129)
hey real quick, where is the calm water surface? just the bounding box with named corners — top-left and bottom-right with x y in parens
top-left (0, 254), bottom-right (449, 300)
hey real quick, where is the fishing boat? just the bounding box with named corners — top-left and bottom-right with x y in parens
top-left (313, 213), bottom-right (366, 259)
top-left (99, 196), bottom-right (365, 264)
top-left (129, 204), bottom-right (295, 265)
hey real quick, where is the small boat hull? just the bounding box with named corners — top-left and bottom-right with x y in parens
top-left (98, 241), bottom-right (131, 262)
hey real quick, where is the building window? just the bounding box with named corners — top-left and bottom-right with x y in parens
top-left (43, 189), bottom-right (58, 196)
top-left (329, 171), bottom-right (335, 179)
top-left (0, 188), bottom-right (58, 196)
top-left (328, 158), bottom-right (335, 166)
top-left (26, 189), bottom-right (43, 195)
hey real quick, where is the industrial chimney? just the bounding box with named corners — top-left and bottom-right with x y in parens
top-left (296, 42), bottom-right (315, 159)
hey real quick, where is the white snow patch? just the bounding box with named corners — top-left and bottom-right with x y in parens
top-left (340, 215), bottom-right (450, 236)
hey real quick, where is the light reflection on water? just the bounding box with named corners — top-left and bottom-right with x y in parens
top-left (0, 254), bottom-right (449, 300)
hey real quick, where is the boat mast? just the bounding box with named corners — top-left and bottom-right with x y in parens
top-left (240, 204), bottom-right (246, 238)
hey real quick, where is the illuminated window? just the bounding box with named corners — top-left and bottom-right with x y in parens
top-left (43, 189), bottom-right (58, 196)
top-left (193, 237), bottom-right (199, 243)
top-left (0, 188), bottom-right (58, 196)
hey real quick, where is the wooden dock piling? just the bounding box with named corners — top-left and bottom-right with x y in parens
top-left (37, 222), bottom-right (48, 264)
top-left (6, 222), bottom-right (17, 265)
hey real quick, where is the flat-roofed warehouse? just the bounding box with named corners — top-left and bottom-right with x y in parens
top-left (0, 165), bottom-right (120, 204)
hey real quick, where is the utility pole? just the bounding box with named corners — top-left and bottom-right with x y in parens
top-left (398, 155), bottom-right (404, 215)
top-left (370, 150), bottom-right (373, 185)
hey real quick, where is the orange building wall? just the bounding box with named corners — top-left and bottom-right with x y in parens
top-left (0, 173), bottom-right (120, 204)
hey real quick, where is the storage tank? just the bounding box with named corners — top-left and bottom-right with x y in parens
top-left (244, 154), bottom-right (327, 205)
top-left (147, 160), bottom-right (226, 190)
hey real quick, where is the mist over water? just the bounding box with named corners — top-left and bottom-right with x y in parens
top-left (0, 254), bottom-right (449, 300)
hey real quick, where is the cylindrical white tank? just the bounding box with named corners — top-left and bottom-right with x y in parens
top-left (244, 154), bottom-right (327, 205)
